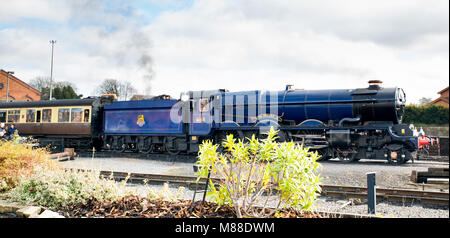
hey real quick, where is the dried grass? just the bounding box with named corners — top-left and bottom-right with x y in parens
top-left (0, 139), bottom-right (57, 191)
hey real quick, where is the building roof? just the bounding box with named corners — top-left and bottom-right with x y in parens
top-left (425, 86), bottom-right (449, 107)
top-left (426, 97), bottom-right (449, 107)
top-left (438, 86), bottom-right (449, 95)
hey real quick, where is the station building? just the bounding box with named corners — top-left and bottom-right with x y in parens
top-left (427, 87), bottom-right (449, 107)
top-left (0, 69), bottom-right (41, 102)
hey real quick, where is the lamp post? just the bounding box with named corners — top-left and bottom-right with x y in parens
top-left (49, 40), bottom-right (56, 100)
top-left (6, 71), bottom-right (14, 102)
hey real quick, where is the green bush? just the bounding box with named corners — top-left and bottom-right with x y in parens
top-left (196, 127), bottom-right (322, 218)
top-left (7, 168), bottom-right (136, 209)
top-left (403, 105), bottom-right (449, 125)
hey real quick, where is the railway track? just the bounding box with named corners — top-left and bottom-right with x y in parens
top-left (68, 169), bottom-right (449, 208)
top-left (321, 184), bottom-right (449, 207)
top-left (75, 150), bottom-right (449, 164)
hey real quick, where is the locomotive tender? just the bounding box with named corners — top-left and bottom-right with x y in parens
top-left (0, 81), bottom-right (418, 164)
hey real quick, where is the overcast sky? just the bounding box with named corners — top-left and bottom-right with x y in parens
top-left (0, 0), bottom-right (448, 103)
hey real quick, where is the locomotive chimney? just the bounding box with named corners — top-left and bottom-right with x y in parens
top-left (368, 80), bottom-right (383, 90)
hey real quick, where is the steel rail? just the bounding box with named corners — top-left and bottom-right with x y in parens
top-left (320, 185), bottom-right (449, 207)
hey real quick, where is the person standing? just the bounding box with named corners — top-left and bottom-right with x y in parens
top-left (7, 124), bottom-right (18, 140)
top-left (0, 123), bottom-right (6, 139)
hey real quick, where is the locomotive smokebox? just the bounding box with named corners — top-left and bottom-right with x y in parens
top-left (352, 82), bottom-right (406, 124)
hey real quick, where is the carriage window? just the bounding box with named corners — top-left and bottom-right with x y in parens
top-left (0, 111), bottom-right (6, 123)
top-left (58, 108), bottom-right (70, 122)
top-left (7, 110), bottom-right (20, 123)
top-left (26, 110), bottom-right (36, 122)
top-left (71, 108), bottom-right (83, 122)
top-left (42, 109), bottom-right (52, 122)
top-left (84, 109), bottom-right (90, 122)
top-left (199, 99), bottom-right (209, 112)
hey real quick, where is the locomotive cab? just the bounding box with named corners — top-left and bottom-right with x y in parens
top-left (182, 89), bottom-right (227, 136)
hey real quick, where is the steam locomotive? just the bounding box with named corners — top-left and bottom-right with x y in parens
top-left (1, 80), bottom-right (418, 165)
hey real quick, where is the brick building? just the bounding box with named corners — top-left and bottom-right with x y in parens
top-left (0, 70), bottom-right (41, 102)
top-left (427, 86), bottom-right (449, 107)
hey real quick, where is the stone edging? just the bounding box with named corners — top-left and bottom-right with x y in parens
top-left (0, 200), bottom-right (64, 218)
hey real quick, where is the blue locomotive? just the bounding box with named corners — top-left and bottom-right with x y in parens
top-left (101, 80), bottom-right (417, 165)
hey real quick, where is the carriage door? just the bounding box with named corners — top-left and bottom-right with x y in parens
top-left (189, 97), bottom-right (212, 135)
top-left (36, 110), bottom-right (41, 123)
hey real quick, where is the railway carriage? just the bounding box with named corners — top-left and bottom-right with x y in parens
top-left (0, 96), bottom-right (113, 150)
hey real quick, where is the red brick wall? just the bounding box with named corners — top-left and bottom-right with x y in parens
top-left (433, 99), bottom-right (449, 107)
top-left (0, 70), bottom-right (41, 102)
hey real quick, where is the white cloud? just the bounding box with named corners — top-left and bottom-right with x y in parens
top-left (0, 0), bottom-right (69, 22)
top-left (144, 0), bottom-right (448, 103)
top-left (0, 0), bottom-right (448, 103)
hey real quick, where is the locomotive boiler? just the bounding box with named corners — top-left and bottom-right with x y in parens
top-left (278, 80), bottom-right (406, 125)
